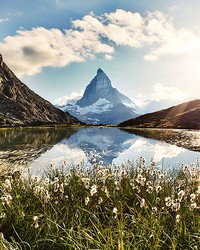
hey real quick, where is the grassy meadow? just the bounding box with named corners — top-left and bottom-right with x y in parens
top-left (0, 158), bottom-right (199, 249)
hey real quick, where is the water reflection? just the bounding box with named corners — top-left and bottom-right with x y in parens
top-left (113, 137), bottom-right (190, 167)
top-left (0, 127), bottom-right (78, 172)
top-left (0, 127), bottom-right (199, 174)
top-left (121, 128), bottom-right (200, 152)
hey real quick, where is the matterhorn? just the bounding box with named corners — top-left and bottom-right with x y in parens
top-left (58, 68), bottom-right (143, 124)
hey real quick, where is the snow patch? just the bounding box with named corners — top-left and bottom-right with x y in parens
top-left (72, 98), bottom-right (113, 115)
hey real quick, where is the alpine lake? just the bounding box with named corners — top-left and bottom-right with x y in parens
top-left (0, 126), bottom-right (199, 175)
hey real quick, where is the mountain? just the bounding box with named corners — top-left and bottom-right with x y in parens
top-left (0, 54), bottom-right (80, 127)
top-left (58, 68), bottom-right (143, 124)
top-left (142, 99), bottom-right (186, 114)
top-left (118, 99), bottom-right (200, 129)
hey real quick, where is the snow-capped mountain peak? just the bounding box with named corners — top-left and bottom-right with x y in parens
top-left (97, 67), bottom-right (104, 74)
top-left (57, 68), bottom-right (143, 124)
top-left (76, 68), bottom-right (112, 107)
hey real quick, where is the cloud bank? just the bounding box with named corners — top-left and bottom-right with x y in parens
top-left (133, 82), bottom-right (188, 110)
top-left (1, 9), bottom-right (200, 76)
top-left (0, 18), bottom-right (9, 23)
top-left (54, 91), bottom-right (83, 106)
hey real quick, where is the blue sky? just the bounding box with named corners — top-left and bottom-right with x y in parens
top-left (0, 0), bottom-right (200, 108)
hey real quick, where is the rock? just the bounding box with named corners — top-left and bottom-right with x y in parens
top-left (0, 54), bottom-right (80, 127)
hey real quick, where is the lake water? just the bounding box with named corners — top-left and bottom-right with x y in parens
top-left (0, 127), bottom-right (199, 175)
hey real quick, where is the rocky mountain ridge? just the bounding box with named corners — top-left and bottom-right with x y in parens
top-left (118, 99), bottom-right (200, 129)
top-left (0, 54), bottom-right (80, 127)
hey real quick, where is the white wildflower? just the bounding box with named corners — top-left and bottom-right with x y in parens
top-left (130, 179), bottom-right (135, 188)
top-left (98, 197), bottom-right (103, 204)
top-left (156, 185), bottom-right (162, 193)
top-left (35, 222), bottom-right (39, 228)
top-left (4, 179), bottom-right (12, 192)
top-left (90, 184), bottom-right (97, 196)
top-left (177, 190), bottom-right (185, 201)
top-left (190, 193), bottom-right (196, 201)
top-left (113, 207), bottom-right (118, 218)
top-left (82, 178), bottom-right (90, 189)
top-left (54, 182), bottom-right (59, 193)
top-left (163, 170), bottom-right (167, 176)
top-left (159, 174), bottom-right (164, 179)
top-left (103, 186), bottom-right (109, 197)
top-left (44, 178), bottom-right (50, 186)
top-left (0, 213), bottom-right (6, 219)
top-left (1, 194), bottom-right (12, 206)
top-left (190, 202), bottom-right (197, 210)
top-left (43, 190), bottom-right (51, 203)
top-left (113, 208), bottom-right (118, 214)
top-left (59, 183), bottom-right (64, 194)
top-left (33, 216), bottom-right (38, 221)
top-left (156, 197), bottom-right (160, 204)
top-left (172, 202), bottom-right (180, 212)
top-left (147, 185), bottom-right (153, 194)
top-left (140, 198), bottom-right (146, 208)
top-left (136, 174), bottom-right (146, 186)
top-left (146, 181), bottom-right (152, 186)
top-left (85, 197), bottom-right (90, 206)
top-left (33, 185), bottom-right (42, 195)
top-left (34, 176), bottom-right (39, 183)
top-left (127, 160), bottom-right (132, 165)
top-left (165, 197), bottom-right (172, 207)
top-left (152, 207), bottom-right (158, 213)
top-left (182, 164), bottom-right (189, 174)
top-left (18, 211), bottom-right (25, 219)
top-left (137, 168), bottom-right (144, 174)
top-left (176, 214), bottom-right (181, 223)
top-left (115, 181), bottom-right (120, 190)
top-left (190, 171), bottom-right (196, 178)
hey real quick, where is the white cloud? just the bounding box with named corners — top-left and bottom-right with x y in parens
top-left (133, 93), bottom-right (152, 107)
top-left (0, 18), bottom-right (9, 23)
top-left (30, 143), bottom-right (86, 174)
top-left (113, 138), bottom-right (185, 164)
top-left (144, 11), bottom-right (200, 60)
top-left (8, 11), bottom-right (23, 17)
top-left (152, 83), bottom-right (188, 101)
top-left (54, 90), bottom-right (83, 106)
top-left (0, 24), bottom-right (114, 76)
top-left (104, 54), bottom-right (113, 60)
top-left (0, 28), bottom-right (84, 76)
top-left (105, 10), bottom-right (145, 48)
top-left (1, 9), bottom-right (200, 76)
top-left (169, 5), bottom-right (177, 11)
top-left (153, 144), bottom-right (185, 162)
top-left (133, 83), bottom-right (188, 110)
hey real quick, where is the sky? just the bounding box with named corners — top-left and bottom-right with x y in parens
top-left (0, 0), bottom-right (200, 109)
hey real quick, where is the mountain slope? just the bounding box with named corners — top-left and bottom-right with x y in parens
top-left (118, 99), bottom-right (200, 129)
top-left (59, 68), bottom-right (143, 124)
top-left (0, 54), bottom-right (80, 127)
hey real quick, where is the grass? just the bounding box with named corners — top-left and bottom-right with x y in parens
top-left (0, 158), bottom-right (199, 249)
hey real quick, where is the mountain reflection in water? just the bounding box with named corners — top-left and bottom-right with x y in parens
top-left (0, 127), bottom-right (199, 174)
